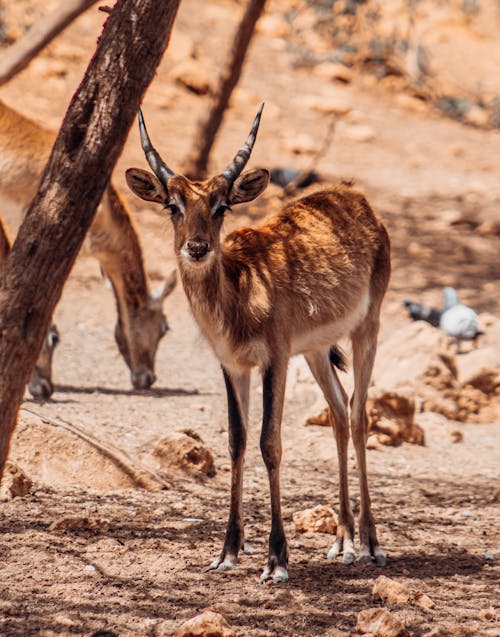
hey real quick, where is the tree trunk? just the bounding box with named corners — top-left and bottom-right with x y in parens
top-left (183, 0), bottom-right (267, 180)
top-left (0, 0), bottom-right (100, 86)
top-left (0, 0), bottom-right (181, 479)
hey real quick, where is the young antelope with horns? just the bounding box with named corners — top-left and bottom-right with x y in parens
top-left (126, 104), bottom-right (391, 583)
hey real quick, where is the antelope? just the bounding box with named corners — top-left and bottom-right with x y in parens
top-left (126, 105), bottom-right (390, 583)
top-left (0, 98), bottom-right (177, 395)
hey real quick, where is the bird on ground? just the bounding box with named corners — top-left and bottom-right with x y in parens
top-left (403, 287), bottom-right (483, 352)
top-left (439, 287), bottom-right (482, 351)
top-left (403, 300), bottom-right (441, 327)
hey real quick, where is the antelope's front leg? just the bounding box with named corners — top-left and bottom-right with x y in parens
top-left (259, 359), bottom-right (289, 584)
top-left (205, 367), bottom-right (249, 573)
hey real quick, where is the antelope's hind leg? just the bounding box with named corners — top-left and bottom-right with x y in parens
top-left (350, 321), bottom-right (386, 566)
top-left (205, 368), bottom-right (250, 573)
top-left (305, 350), bottom-right (355, 564)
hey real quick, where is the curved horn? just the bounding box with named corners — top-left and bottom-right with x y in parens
top-left (221, 102), bottom-right (264, 186)
top-left (138, 109), bottom-right (175, 187)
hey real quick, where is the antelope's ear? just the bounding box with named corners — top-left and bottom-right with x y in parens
top-left (229, 168), bottom-right (269, 205)
top-left (125, 168), bottom-right (167, 204)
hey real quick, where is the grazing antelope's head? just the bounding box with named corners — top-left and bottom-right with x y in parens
top-left (113, 269), bottom-right (177, 389)
top-left (28, 324), bottom-right (59, 400)
top-left (125, 104), bottom-right (269, 276)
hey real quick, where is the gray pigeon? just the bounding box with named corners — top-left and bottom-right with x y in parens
top-left (439, 287), bottom-right (481, 350)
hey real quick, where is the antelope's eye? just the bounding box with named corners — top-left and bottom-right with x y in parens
top-left (166, 202), bottom-right (181, 216)
top-left (213, 203), bottom-right (230, 218)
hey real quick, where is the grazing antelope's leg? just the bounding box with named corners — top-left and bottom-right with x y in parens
top-left (305, 350), bottom-right (355, 564)
top-left (350, 318), bottom-right (386, 566)
top-left (206, 368), bottom-right (250, 572)
top-left (260, 355), bottom-right (289, 584)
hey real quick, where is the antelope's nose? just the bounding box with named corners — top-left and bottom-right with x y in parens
top-left (132, 369), bottom-right (156, 390)
top-left (28, 377), bottom-right (54, 400)
top-left (185, 240), bottom-right (210, 260)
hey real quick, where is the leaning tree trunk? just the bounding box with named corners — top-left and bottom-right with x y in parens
top-left (0, 0), bottom-right (101, 86)
top-left (183, 0), bottom-right (267, 180)
top-left (0, 0), bottom-right (181, 479)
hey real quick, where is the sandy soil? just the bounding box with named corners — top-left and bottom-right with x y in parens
top-left (0, 1), bottom-right (499, 635)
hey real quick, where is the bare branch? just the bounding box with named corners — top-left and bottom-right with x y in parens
top-left (0, 0), bottom-right (100, 86)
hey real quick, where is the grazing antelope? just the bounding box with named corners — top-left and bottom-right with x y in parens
top-left (126, 105), bottom-right (390, 583)
top-left (0, 99), bottom-right (176, 394)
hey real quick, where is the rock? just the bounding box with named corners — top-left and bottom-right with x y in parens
top-left (356, 608), bottom-right (408, 637)
top-left (305, 407), bottom-right (330, 426)
top-left (298, 94), bottom-right (352, 116)
top-left (477, 606), bottom-right (496, 621)
top-left (372, 576), bottom-right (410, 605)
top-left (367, 392), bottom-right (425, 446)
top-left (493, 489), bottom-right (500, 502)
top-left (292, 504), bottom-right (337, 534)
top-left (175, 610), bottom-right (234, 637)
top-left (151, 430), bottom-right (216, 477)
top-left (313, 61), bottom-right (353, 83)
top-left (450, 430), bottom-right (464, 443)
top-left (0, 462), bottom-right (32, 501)
top-left (413, 591), bottom-right (435, 610)
top-left (463, 106), bottom-right (489, 128)
top-left (342, 124), bottom-right (376, 142)
top-left (170, 60), bottom-right (213, 95)
top-left (49, 517), bottom-right (108, 533)
top-left (366, 434), bottom-right (382, 450)
top-left (395, 94), bottom-right (428, 114)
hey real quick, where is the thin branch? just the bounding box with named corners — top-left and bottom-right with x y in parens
top-left (0, 0), bottom-right (100, 86)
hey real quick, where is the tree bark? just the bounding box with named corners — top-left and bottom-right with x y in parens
top-left (0, 0), bottom-right (181, 479)
top-left (0, 0), bottom-right (100, 86)
top-left (183, 0), bottom-right (267, 180)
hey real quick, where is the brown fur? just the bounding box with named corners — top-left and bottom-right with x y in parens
top-left (127, 126), bottom-right (391, 582)
top-left (0, 99), bottom-right (176, 391)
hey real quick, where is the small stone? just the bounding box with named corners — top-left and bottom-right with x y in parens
top-left (366, 434), bottom-right (381, 450)
top-left (413, 591), bottom-right (435, 610)
top-left (0, 462), bottom-right (32, 501)
top-left (477, 606), bottom-right (496, 621)
top-left (175, 610), bottom-right (234, 637)
top-left (450, 430), bottom-right (463, 443)
top-left (151, 430), bottom-right (216, 477)
top-left (305, 407), bottom-right (329, 426)
top-left (356, 608), bottom-right (408, 637)
top-left (484, 551), bottom-right (494, 561)
top-left (342, 124), bottom-right (376, 142)
top-left (293, 504), bottom-right (337, 534)
top-left (372, 576), bottom-right (410, 605)
top-left (463, 106), bottom-right (489, 128)
top-left (299, 95), bottom-right (352, 116)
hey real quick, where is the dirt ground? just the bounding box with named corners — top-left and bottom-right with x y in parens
top-left (0, 1), bottom-right (499, 635)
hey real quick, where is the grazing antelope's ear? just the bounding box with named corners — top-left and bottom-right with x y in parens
top-left (126, 168), bottom-right (167, 204)
top-left (229, 168), bottom-right (269, 205)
